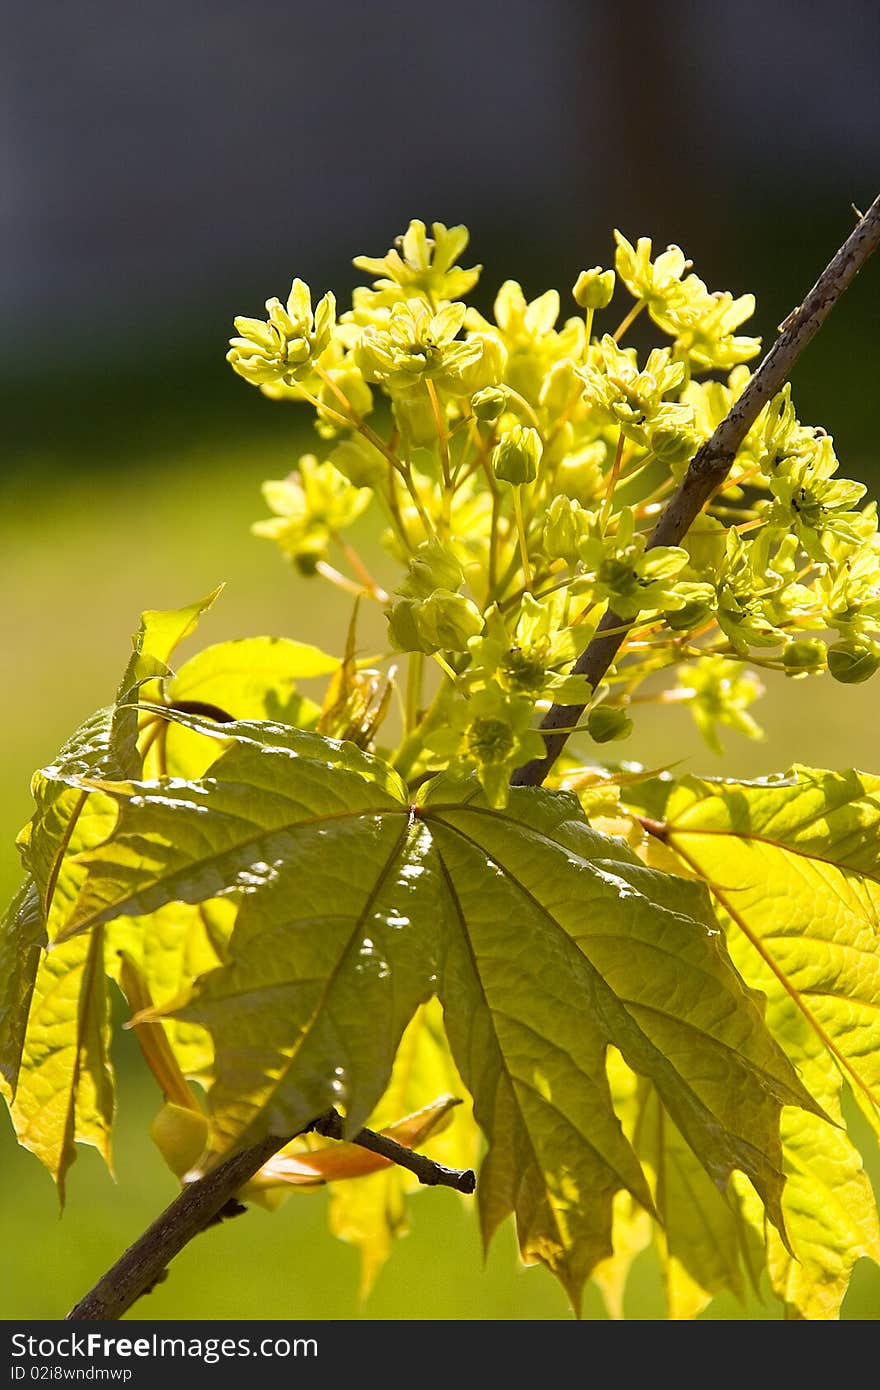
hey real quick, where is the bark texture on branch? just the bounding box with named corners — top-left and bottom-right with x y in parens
top-left (67, 1111), bottom-right (475, 1321)
top-left (66, 1126), bottom-right (311, 1321)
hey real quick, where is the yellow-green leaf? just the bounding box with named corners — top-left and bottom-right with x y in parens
top-left (142, 636), bottom-right (337, 778)
top-left (0, 880), bottom-right (45, 1098)
top-left (326, 998), bottom-right (477, 1297)
top-left (172, 635), bottom-right (337, 708)
top-left (23, 593), bottom-right (223, 940)
top-left (421, 780), bottom-right (814, 1310)
top-left (655, 766), bottom-right (880, 1316)
top-left (633, 1080), bottom-right (758, 1318)
top-left (110, 900), bottom-right (234, 1083)
top-left (664, 767), bottom-right (880, 1130)
top-left (9, 928), bottom-right (112, 1200)
top-left (43, 722), bottom-right (815, 1309)
top-left (54, 711), bottom-right (407, 939)
top-left (590, 1051), bottom-right (652, 1319)
top-left (114, 586), bottom-right (224, 775)
top-left (5, 593), bottom-right (222, 1188)
top-left (726, 916), bottom-right (880, 1319)
top-left (55, 711), bottom-right (430, 1159)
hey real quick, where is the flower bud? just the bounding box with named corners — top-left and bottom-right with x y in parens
top-left (650, 420), bottom-right (699, 469)
top-left (492, 424), bottom-right (542, 486)
top-left (543, 495), bottom-right (587, 561)
top-left (573, 267), bottom-right (616, 311)
top-left (401, 539), bottom-right (464, 599)
top-left (827, 640), bottom-right (880, 684)
top-left (472, 386), bottom-right (508, 423)
top-left (386, 599), bottom-right (427, 653)
top-left (587, 705), bottom-right (633, 743)
top-left (418, 590), bottom-right (484, 652)
top-left (782, 638), bottom-right (826, 678)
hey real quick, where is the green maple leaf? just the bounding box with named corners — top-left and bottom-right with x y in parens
top-left (629, 766), bottom-right (880, 1318)
top-left (51, 713), bottom-right (437, 1160)
top-left (45, 708), bottom-right (813, 1307)
top-left (3, 590), bottom-right (222, 1191)
top-left (0, 881), bottom-right (46, 1097)
top-left (140, 635), bottom-right (339, 779)
top-left (419, 776), bottom-right (815, 1308)
top-left (632, 1077), bottom-right (764, 1318)
top-left (8, 928), bottom-right (113, 1199)
top-left (661, 767), bottom-right (880, 1130)
top-left (590, 1047), bottom-right (763, 1319)
top-left (326, 997), bottom-right (477, 1297)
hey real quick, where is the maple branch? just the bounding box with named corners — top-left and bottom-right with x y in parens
top-left (67, 1110), bottom-right (475, 1321)
top-left (314, 1109), bottom-right (477, 1193)
top-left (66, 1126), bottom-right (312, 1321)
top-left (511, 194), bottom-right (880, 788)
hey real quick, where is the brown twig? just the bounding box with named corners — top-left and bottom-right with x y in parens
top-left (313, 1109), bottom-right (476, 1193)
top-left (511, 194), bottom-right (880, 787)
top-left (66, 1109), bottom-right (474, 1321)
top-left (66, 1123), bottom-right (322, 1321)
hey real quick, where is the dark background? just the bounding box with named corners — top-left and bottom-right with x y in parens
top-left (4, 0), bottom-right (880, 469)
top-left (2, 0), bottom-right (880, 1321)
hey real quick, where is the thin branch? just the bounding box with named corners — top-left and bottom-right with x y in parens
top-left (66, 1122), bottom-right (323, 1321)
top-left (511, 194), bottom-right (880, 787)
top-left (67, 1109), bottom-right (475, 1321)
top-left (313, 1109), bottom-right (477, 1193)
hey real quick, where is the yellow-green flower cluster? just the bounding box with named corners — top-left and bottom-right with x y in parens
top-left (228, 281), bottom-right (336, 387)
top-left (252, 456), bottom-right (370, 574)
top-left (613, 233), bottom-right (760, 369)
top-left (230, 219), bottom-right (880, 799)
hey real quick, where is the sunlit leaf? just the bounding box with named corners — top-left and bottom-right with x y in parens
top-left (9, 928), bottom-right (112, 1199)
top-left (589, 1050), bottom-right (652, 1319)
top-left (633, 1079), bottom-right (759, 1318)
top-left (5, 592), bottom-right (221, 1189)
top-left (116, 586), bottom-right (224, 773)
top-left (0, 880), bottom-right (45, 1098)
top-left (54, 710), bottom-right (408, 940)
top-left (58, 710), bottom-right (433, 1159)
top-left (639, 766), bottom-right (880, 1317)
top-left (420, 778), bottom-right (814, 1309)
top-left (110, 900), bottom-right (234, 1082)
top-left (325, 998), bottom-right (477, 1295)
top-left (662, 767), bottom-right (880, 1131)
top-left (20, 711), bottom-right (122, 941)
top-left (141, 635), bottom-right (337, 778)
top-left (21, 711), bottom-right (817, 1307)
top-left (726, 921), bottom-right (880, 1319)
top-left (595, 1046), bottom-right (763, 1319)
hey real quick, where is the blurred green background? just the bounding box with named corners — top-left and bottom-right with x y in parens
top-left (4, 0), bottom-right (880, 1321)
